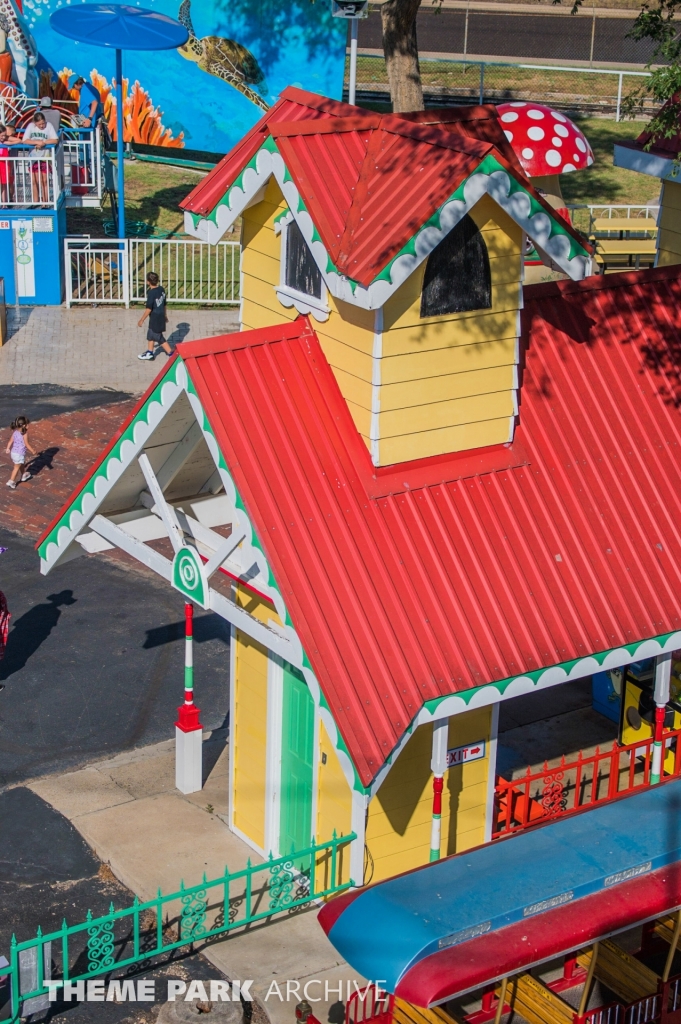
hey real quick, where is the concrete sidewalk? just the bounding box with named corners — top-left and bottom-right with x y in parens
top-left (28, 734), bottom-right (366, 1024)
top-left (0, 305), bottom-right (240, 393)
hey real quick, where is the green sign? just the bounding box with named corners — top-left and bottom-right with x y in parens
top-left (172, 546), bottom-right (209, 609)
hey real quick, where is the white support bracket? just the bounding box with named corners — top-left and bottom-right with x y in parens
top-left (89, 515), bottom-right (173, 580)
top-left (138, 453), bottom-right (185, 554)
top-left (203, 529), bottom-right (247, 579)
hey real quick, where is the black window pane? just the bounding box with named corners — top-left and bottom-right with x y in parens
top-left (420, 214), bottom-right (492, 318)
top-left (285, 220), bottom-right (322, 300)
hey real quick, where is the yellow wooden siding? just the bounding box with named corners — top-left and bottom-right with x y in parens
top-left (239, 178), bottom-right (523, 463)
top-left (381, 417), bottom-right (512, 465)
top-left (316, 721), bottom-right (354, 889)
top-left (233, 630), bottom-right (268, 848)
top-left (380, 364), bottom-right (516, 411)
top-left (365, 708), bottom-right (492, 883)
top-left (656, 183), bottom-right (681, 266)
top-left (661, 180), bottom-right (681, 214)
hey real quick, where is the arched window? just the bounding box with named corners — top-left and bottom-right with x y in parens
top-left (285, 219), bottom-right (322, 300)
top-left (420, 214), bottom-right (492, 318)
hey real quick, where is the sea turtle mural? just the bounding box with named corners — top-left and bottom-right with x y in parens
top-left (177, 0), bottom-right (268, 111)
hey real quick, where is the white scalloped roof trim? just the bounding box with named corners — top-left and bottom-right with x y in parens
top-left (368, 630), bottom-right (681, 797)
top-left (185, 148), bottom-right (591, 311)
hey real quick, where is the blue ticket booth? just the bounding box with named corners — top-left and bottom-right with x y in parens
top-left (0, 205), bottom-right (66, 305)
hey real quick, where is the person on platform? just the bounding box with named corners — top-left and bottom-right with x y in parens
top-left (0, 123), bottom-right (23, 205)
top-left (73, 76), bottom-right (102, 128)
top-left (137, 272), bottom-right (173, 361)
top-left (39, 96), bottom-right (61, 133)
top-left (22, 110), bottom-right (57, 205)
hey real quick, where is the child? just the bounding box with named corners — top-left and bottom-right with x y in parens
top-left (5, 415), bottom-right (36, 489)
top-left (137, 272), bottom-right (173, 361)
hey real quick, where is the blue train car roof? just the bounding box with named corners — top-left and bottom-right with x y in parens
top-left (318, 780), bottom-right (681, 1006)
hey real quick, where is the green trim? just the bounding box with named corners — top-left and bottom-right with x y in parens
top-left (373, 152), bottom-right (590, 286)
top-left (423, 629), bottom-right (681, 717)
top-left (193, 145), bottom-right (589, 292)
top-left (38, 360), bottom-right (184, 561)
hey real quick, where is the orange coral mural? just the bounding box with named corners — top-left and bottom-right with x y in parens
top-left (48, 68), bottom-right (184, 148)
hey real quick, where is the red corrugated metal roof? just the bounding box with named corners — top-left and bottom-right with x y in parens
top-left (180, 88), bottom-right (359, 219)
top-left (176, 265), bottom-right (681, 785)
top-left (180, 88), bottom-right (589, 287)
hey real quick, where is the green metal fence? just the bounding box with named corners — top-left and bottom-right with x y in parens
top-left (0, 831), bottom-right (355, 1021)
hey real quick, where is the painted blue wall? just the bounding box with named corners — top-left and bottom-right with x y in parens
top-left (26, 0), bottom-right (347, 155)
top-left (0, 205), bottom-right (65, 305)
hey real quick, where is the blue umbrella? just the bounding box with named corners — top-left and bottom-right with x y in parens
top-left (50, 4), bottom-right (188, 240)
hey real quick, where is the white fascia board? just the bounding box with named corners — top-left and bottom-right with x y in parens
top-left (613, 143), bottom-right (678, 181)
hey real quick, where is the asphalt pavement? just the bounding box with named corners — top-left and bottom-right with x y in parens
top-left (0, 385), bottom-right (133, 428)
top-left (0, 787), bottom-right (235, 1024)
top-left (0, 528), bottom-right (231, 787)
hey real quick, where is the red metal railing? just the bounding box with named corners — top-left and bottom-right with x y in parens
top-left (493, 728), bottom-right (681, 838)
top-left (346, 987), bottom-right (394, 1024)
top-left (583, 975), bottom-right (681, 1024)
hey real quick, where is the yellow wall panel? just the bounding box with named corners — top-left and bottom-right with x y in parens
top-left (662, 180), bottom-right (681, 214)
top-left (382, 308), bottom-right (520, 357)
top-left (235, 584), bottom-right (282, 627)
top-left (240, 298), bottom-right (295, 332)
top-left (380, 364), bottom-right (516, 412)
top-left (316, 333), bottom-right (374, 384)
top-left (326, 365), bottom-right (373, 411)
top-left (657, 227), bottom-right (681, 257)
top-left (380, 415), bottom-right (512, 464)
top-left (657, 247), bottom-right (681, 267)
top-left (233, 630), bottom-right (268, 848)
top-left (365, 708), bottom-right (492, 883)
top-left (381, 337), bottom-right (518, 385)
top-left (379, 389), bottom-right (515, 437)
top-left (316, 722), bottom-right (354, 888)
top-left (345, 399), bottom-right (372, 441)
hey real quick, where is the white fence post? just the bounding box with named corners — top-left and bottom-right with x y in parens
top-left (122, 240), bottom-right (130, 310)
top-left (616, 72), bottom-right (624, 123)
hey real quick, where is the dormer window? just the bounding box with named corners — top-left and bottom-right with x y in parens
top-left (275, 212), bottom-right (329, 321)
top-left (421, 214), bottom-right (492, 318)
top-left (286, 220), bottom-right (322, 299)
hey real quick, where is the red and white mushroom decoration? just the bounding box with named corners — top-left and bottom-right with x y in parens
top-left (496, 102), bottom-right (594, 222)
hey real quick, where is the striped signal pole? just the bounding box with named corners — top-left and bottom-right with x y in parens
top-left (651, 652), bottom-right (672, 785)
top-left (430, 719), bottom-right (449, 862)
top-left (175, 602), bottom-right (203, 794)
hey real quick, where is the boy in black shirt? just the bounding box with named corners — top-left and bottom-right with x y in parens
top-left (137, 273), bottom-right (173, 361)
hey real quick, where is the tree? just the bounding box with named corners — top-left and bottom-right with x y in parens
top-left (381, 0), bottom-right (424, 112)
top-left (620, 0), bottom-right (681, 148)
top-left (560, 0), bottom-right (681, 148)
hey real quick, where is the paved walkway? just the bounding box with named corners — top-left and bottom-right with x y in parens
top-left (29, 738), bottom-right (366, 1024)
top-left (0, 306), bottom-right (240, 393)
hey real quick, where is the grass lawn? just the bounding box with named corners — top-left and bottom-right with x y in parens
top-left (65, 158), bottom-right (240, 240)
top-left (562, 116), bottom-right (661, 224)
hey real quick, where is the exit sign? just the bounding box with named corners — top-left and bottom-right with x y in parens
top-left (447, 740), bottom-right (486, 767)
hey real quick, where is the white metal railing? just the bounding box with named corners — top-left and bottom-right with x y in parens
top-left (129, 239), bottom-right (240, 304)
top-left (65, 237), bottom-right (129, 306)
top-left (63, 129), bottom-right (102, 204)
top-left (0, 145), bottom-right (60, 208)
top-left (65, 237), bottom-right (240, 308)
top-left (359, 56), bottom-right (652, 122)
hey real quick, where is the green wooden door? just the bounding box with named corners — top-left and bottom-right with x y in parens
top-left (279, 664), bottom-right (314, 858)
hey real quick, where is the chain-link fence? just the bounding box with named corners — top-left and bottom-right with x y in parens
top-left (357, 8), bottom-right (658, 67)
top-left (348, 56), bottom-right (654, 118)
